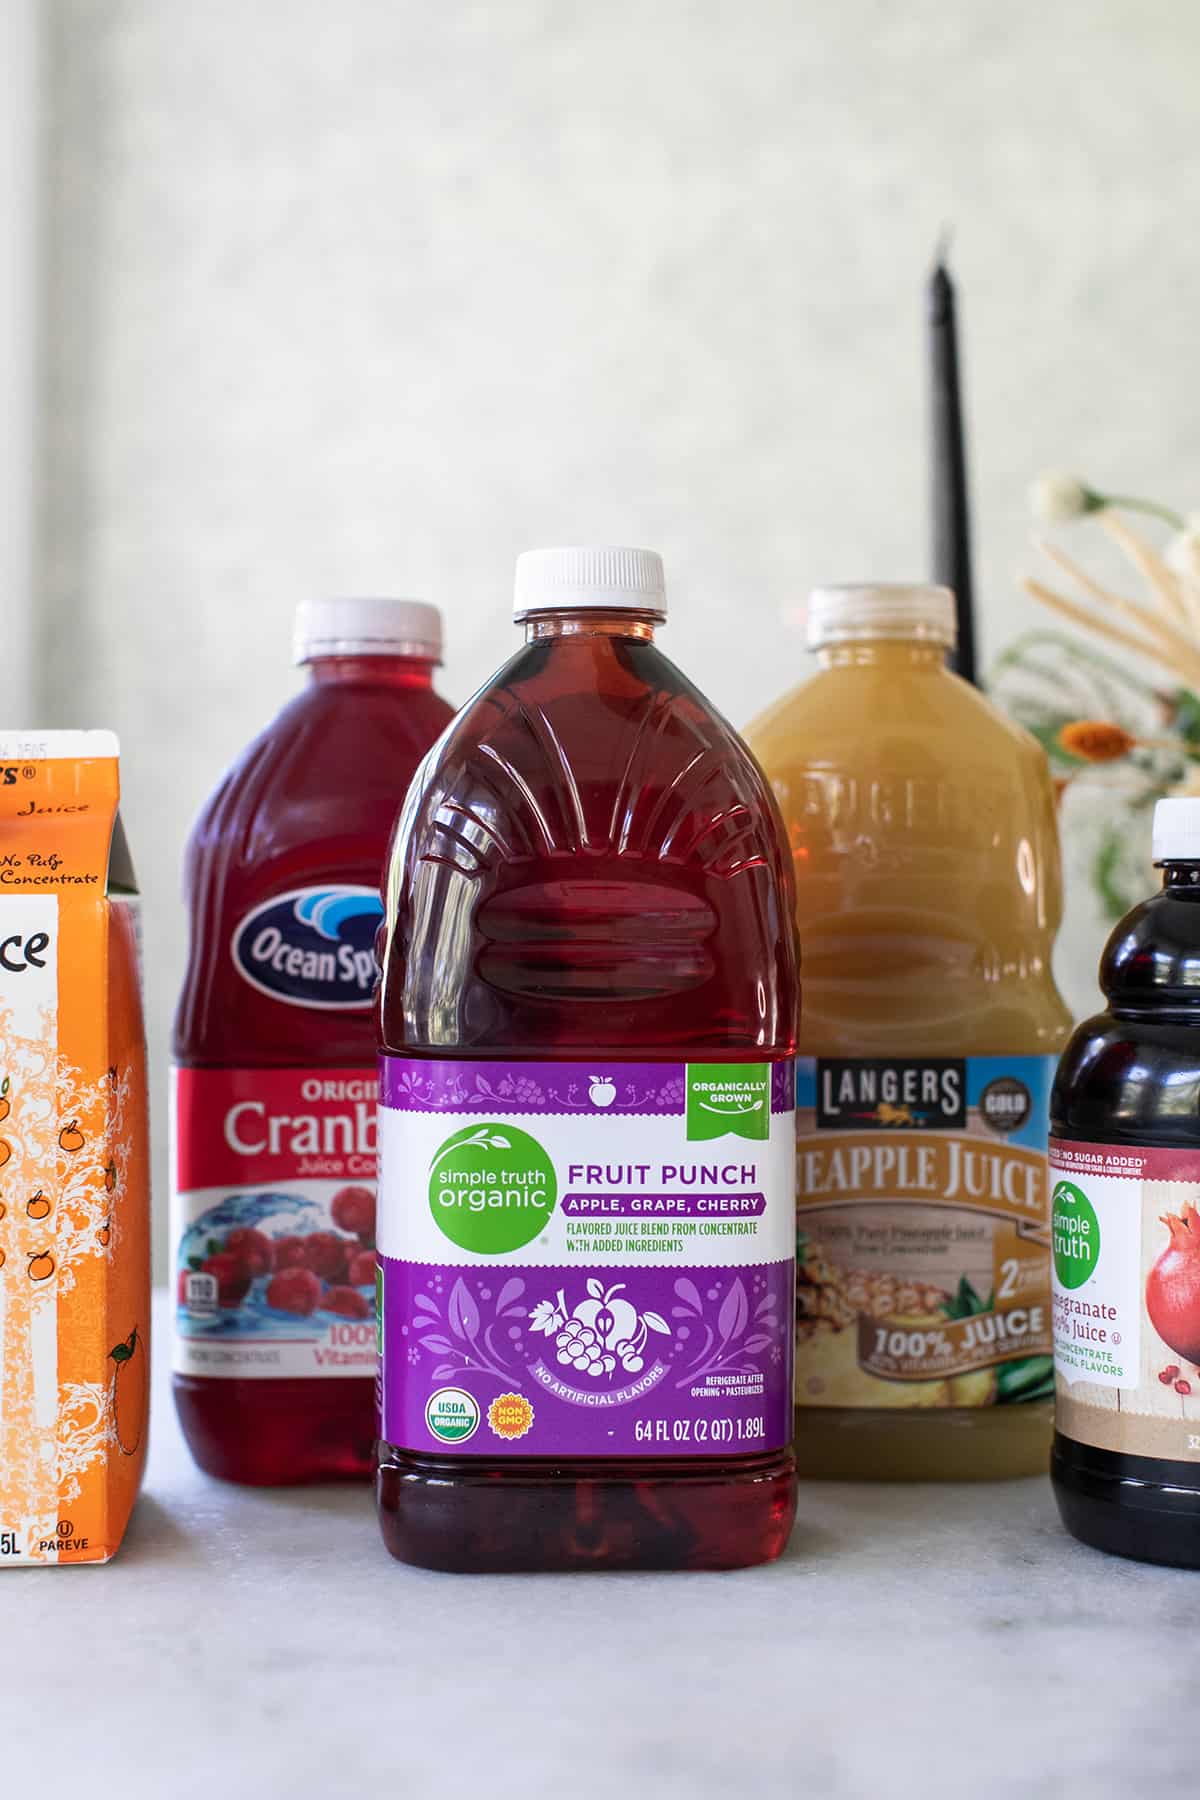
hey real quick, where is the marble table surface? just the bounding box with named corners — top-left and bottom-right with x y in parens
top-left (1, 1295), bottom-right (1194, 1800)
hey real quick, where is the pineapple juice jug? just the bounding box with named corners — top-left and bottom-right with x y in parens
top-left (746, 584), bottom-right (1071, 1479)
top-left (376, 547), bottom-right (800, 1570)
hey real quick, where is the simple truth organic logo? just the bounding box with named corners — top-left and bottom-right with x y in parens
top-left (427, 1122), bottom-right (557, 1253)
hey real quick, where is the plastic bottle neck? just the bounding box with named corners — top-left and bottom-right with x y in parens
top-left (304, 655), bottom-right (438, 690)
top-left (815, 638), bottom-right (949, 672)
top-left (524, 609), bottom-right (660, 644)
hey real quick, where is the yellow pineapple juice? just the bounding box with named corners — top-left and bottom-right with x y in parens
top-left (746, 586), bottom-right (1071, 1479)
top-left (0, 732), bottom-right (149, 1561)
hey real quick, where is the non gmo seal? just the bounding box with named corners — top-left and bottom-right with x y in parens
top-left (487, 1392), bottom-right (535, 1440)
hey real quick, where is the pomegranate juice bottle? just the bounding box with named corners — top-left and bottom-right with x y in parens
top-left (1052, 798), bottom-right (1200, 1564)
top-left (376, 547), bottom-right (800, 1571)
top-left (172, 598), bottom-right (453, 1484)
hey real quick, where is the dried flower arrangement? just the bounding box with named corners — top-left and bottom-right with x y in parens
top-left (990, 477), bottom-right (1200, 920)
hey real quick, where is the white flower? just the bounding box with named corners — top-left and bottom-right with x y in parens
top-left (1031, 472), bottom-right (1097, 523)
top-left (1167, 530), bottom-right (1200, 582)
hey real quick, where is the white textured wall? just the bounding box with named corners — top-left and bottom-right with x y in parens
top-left (38, 0), bottom-right (1200, 1255)
top-left (1, 0), bottom-right (40, 717)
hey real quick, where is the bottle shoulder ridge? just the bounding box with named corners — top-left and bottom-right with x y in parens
top-left (408, 653), bottom-right (773, 802)
top-left (393, 658), bottom-right (787, 884)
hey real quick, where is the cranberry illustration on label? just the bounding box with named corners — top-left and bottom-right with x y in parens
top-left (273, 1234), bottom-right (309, 1271)
top-left (347, 1249), bottom-right (376, 1286)
top-left (202, 1252), bottom-right (254, 1309)
top-left (331, 1184), bottom-right (375, 1239)
top-left (324, 1285), bottom-right (372, 1320)
top-left (266, 1267), bottom-right (323, 1316)
top-left (300, 1231), bottom-right (350, 1283)
top-left (224, 1226), bottom-right (274, 1277)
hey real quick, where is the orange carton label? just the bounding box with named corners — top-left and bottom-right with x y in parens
top-left (0, 732), bottom-right (149, 1564)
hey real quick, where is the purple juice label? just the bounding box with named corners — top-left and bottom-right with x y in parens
top-left (377, 1058), bottom-right (796, 1456)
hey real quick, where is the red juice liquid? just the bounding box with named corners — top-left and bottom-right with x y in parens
top-left (377, 562), bottom-right (800, 1570)
top-left (172, 631), bottom-right (453, 1485)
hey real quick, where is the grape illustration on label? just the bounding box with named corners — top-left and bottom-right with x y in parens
top-left (530, 1278), bottom-right (671, 1378)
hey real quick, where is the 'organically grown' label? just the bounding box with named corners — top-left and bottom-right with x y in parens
top-left (377, 1059), bottom-right (796, 1457)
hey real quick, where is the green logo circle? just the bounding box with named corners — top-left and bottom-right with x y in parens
top-left (428, 1122), bottom-right (557, 1254)
top-left (425, 1386), bottom-right (479, 1443)
top-left (1052, 1179), bottom-right (1101, 1289)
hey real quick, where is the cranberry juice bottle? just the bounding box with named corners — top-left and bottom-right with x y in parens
top-left (376, 547), bottom-right (800, 1571)
top-left (1052, 797), bottom-right (1200, 1565)
top-left (172, 598), bottom-right (453, 1484)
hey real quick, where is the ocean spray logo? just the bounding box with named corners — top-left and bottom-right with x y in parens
top-left (231, 886), bottom-right (383, 1010)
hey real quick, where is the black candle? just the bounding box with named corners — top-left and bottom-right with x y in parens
top-left (928, 250), bottom-right (978, 685)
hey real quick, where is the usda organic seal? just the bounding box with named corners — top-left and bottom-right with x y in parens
top-left (425, 1386), bottom-right (480, 1444)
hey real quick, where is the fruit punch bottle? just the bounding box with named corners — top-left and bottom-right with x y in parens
top-left (1052, 797), bottom-right (1200, 1565)
top-left (172, 597), bottom-right (453, 1484)
top-left (747, 584), bottom-right (1071, 1480)
top-left (376, 547), bottom-right (800, 1571)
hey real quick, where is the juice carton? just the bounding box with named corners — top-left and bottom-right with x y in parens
top-left (0, 731), bottom-right (149, 1564)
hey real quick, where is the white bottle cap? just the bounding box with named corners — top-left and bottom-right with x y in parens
top-left (293, 597), bottom-right (443, 664)
top-left (1152, 797), bottom-right (1200, 863)
top-left (806, 584), bottom-right (956, 650)
top-left (513, 546), bottom-right (666, 621)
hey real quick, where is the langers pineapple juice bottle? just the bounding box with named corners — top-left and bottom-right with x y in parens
top-left (746, 584), bottom-right (1071, 1479)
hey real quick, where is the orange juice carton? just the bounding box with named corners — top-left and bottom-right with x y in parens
top-left (0, 731), bottom-right (149, 1564)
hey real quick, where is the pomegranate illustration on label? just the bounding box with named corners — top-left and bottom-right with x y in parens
top-left (1146, 1200), bottom-right (1200, 1367)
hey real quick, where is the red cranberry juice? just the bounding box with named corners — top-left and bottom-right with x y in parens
top-left (1051, 809), bottom-right (1200, 1564)
top-left (173, 626), bottom-right (453, 1484)
top-left (377, 558), bottom-right (800, 1570)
